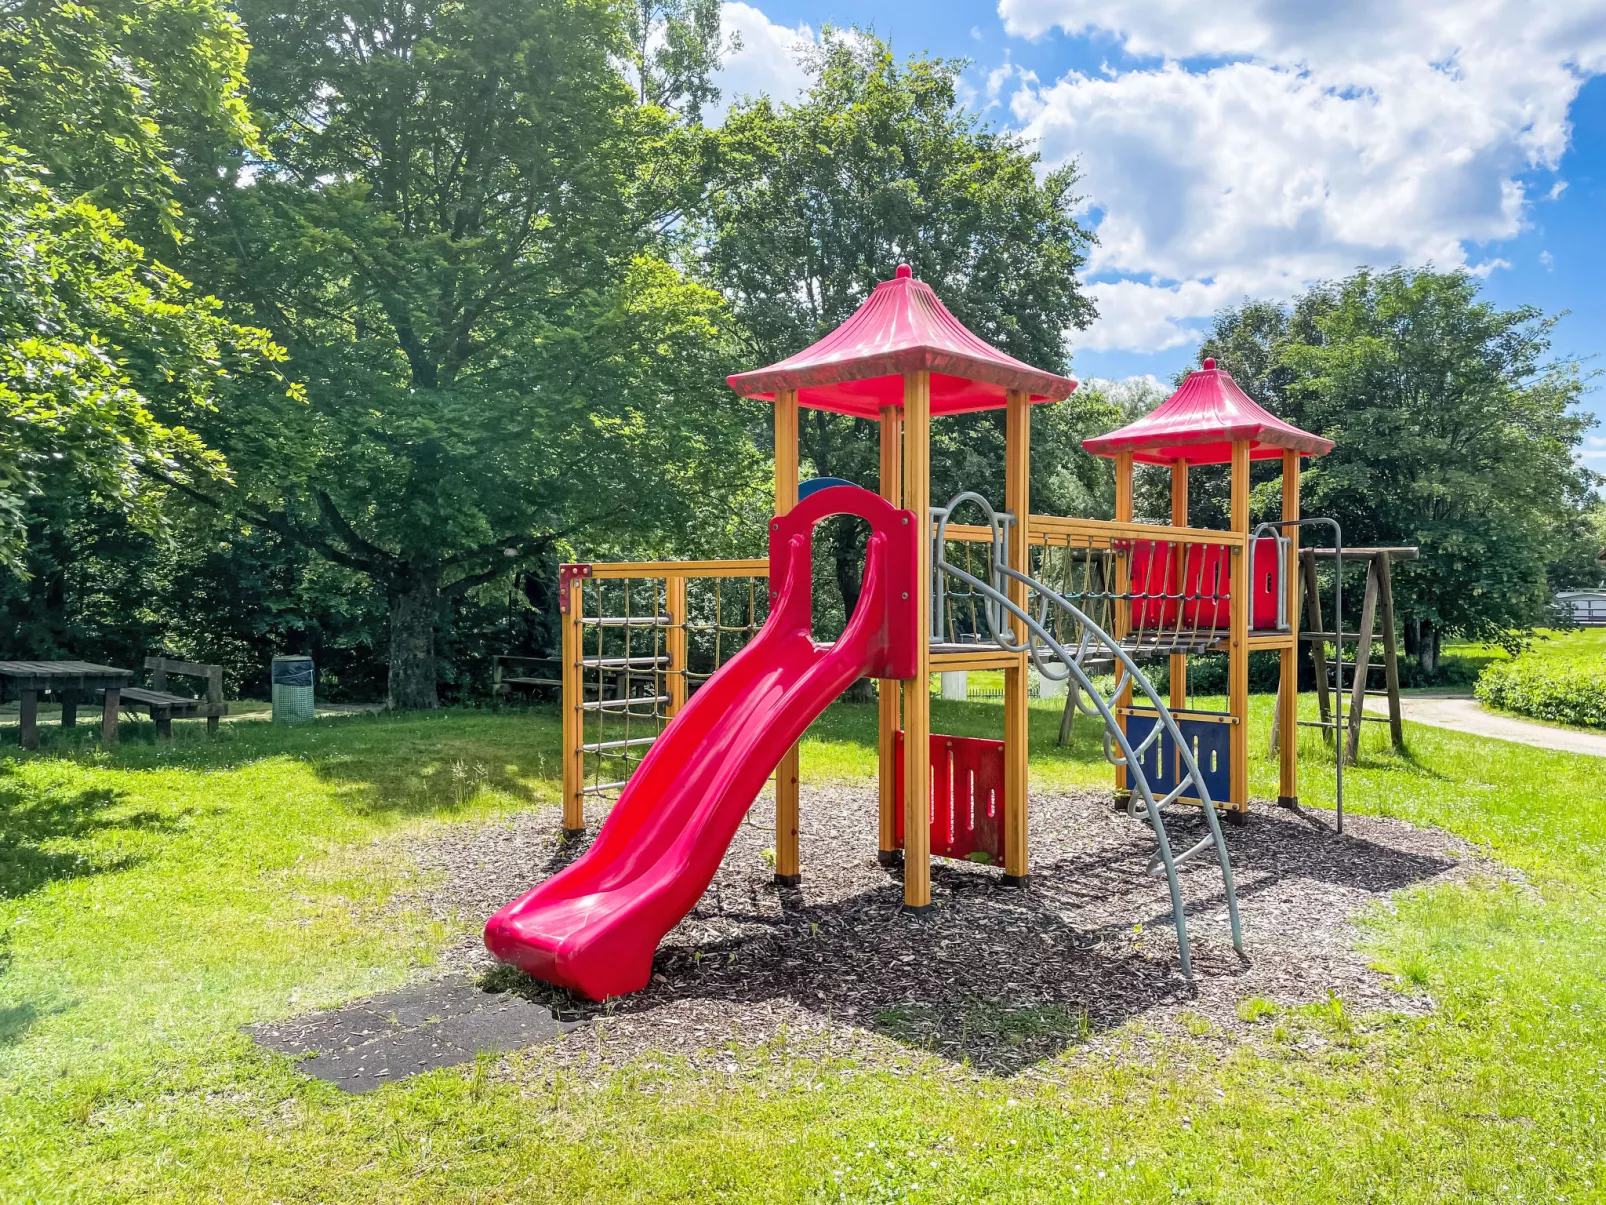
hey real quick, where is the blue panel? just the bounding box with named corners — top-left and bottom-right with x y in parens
top-left (797, 476), bottom-right (858, 500)
top-left (1124, 708), bottom-right (1231, 805)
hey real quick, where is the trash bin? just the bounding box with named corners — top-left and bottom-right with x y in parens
top-left (271, 655), bottom-right (315, 723)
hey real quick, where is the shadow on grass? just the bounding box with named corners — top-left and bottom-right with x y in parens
top-left (0, 766), bottom-right (185, 900)
top-left (0, 706), bottom-right (566, 822)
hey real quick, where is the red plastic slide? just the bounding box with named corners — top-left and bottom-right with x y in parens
top-left (484, 485), bottom-right (918, 1000)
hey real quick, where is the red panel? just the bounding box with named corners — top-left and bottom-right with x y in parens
top-left (892, 731), bottom-right (1006, 866)
top-left (1250, 536), bottom-right (1283, 631)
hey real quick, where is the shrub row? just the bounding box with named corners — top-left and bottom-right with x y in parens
top-left (1475, 657), bottom-right (1606, 729)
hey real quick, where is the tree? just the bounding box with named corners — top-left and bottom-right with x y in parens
top-left (1203, 268), bottom-right (1598, 671)
top-left (702, 36), bottom-right (1098, 620)
top-left (623, 0), bottom-right (733, 124)
top-left (175, 0), bottom-right (764, 708)
top-left (0, 0), bottom-right (282, 574)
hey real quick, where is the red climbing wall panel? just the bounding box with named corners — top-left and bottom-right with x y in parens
top-left (892, 732), bottom-right (1006, 865)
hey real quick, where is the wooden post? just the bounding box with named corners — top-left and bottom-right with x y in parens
top-left (774, 389), bottom-right (802, 887)
top-left (901, 371), bottom-right (933, 912)
top-left (666, 575), bottom-right (688, 718)
top-left (1376, 552), bottom-right (1405, 751)
top-left (1277, 450), bottom-right (1300, 806)
top-left (1345, 559), bottom-right (1380, 765)
top-left (1113, 451), bottom-right (1134, 799)
top-left (1003, 390), bottom-right (1031, 886)
top-left (150, 661), bottom-right (168, 693)
top-left (1228, 440), bottom-right (1250, 814)
top-left (877, 404), bottom-right (903, 865)
top-left (207, 665), bottom-right (223, 736)
top-left (59, 690), bottom-right (78, 729)
top-left (153, 705), bottom-right (172, 742)
top-left (561, 572), bottom-right (585, 835)
top-left (101, 687), bottom-right (120, 745)
top-left (1169, 459), bottom-right (1189, 711)
top-left (19, 688), bottom-right (37, 750)
top-left (1302, 549), bottom-right (1333, 741)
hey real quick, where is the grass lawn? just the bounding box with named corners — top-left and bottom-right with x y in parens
top-left (1443, 626), bottom-right (1606, 677)
top-left (2, 699), bottom-right (1604, 1202)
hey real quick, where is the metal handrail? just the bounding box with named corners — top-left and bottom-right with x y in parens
top-left (930, 492), bottom-right (1244, 977)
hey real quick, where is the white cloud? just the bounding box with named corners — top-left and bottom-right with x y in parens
top-left (709, 3), bottom-right (816, 124)
top-left (996, 0), bottom-right (1606, 353)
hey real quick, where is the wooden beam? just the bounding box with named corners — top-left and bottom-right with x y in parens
top-left (101, 687), bottom-right (120, 745)
top-left (1376, 551), bottom-right (1405, 752)
top-left (774, 389), bottom-right (802, 887)
top-left (877, 404), bottom-right (903, 865)
top-left (1277, 450), bottom-right (1300, 805)
top-left (18, 688), bottom-right (37, 750)
top-left (1003, 390), bottom-right (1031, 885)
top-left (665, 576), bottom-right (688, 717)
top-left (1345, 559), bottom-right (1380, 765)
top-left (1169, 459), bottom-right (1189, 711)
top-left (561, 574), bottom-right (585, 833)
top-left (901, 372), bottom-right (933, 911)
top-left (1228, 439), bottom-right (1250, 812)
top-left (1113, 452), bottom-right (1134, 798)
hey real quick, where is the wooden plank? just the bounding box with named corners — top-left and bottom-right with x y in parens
top-left (1169, 459), bottom-right (1189, 711)
top-left (586, 559), bottom-right (770, 580)
top-left (1277, 450), bottom-right (1300, 803)
top-left (773, 389), bottom-right (801, 887)
top-left (943, 517), bottom-right (1248, 548)
top-left (929, 649), bottom-right (1025, 671)
top-left (145, 656), bottom-right (218, 680)
top-left (1375, 552), bottom-right (1405, 751)
top-left (1345, 560), bottom-right (1380, 765)
top-left (1306, 547), bottom-right (1419, 561)
top-left (1112, 452), bottom-right (1134, 797)
top-left (902, 371), bottom-right (933, 911)
top-left (666, 576), bottom-right (688, 717)
top-left (19, 688), bottom-right (37, 750)
top-left (1300, 549), bottom-right (1333, 744)
top-left (877, 404), bottom-right (902, 862)
top-left (1228, 440), bottom-right (1250, 811)
top-left (1003, 389), bottom-right (1030, 884)
top-left (561, 574), bottom-right (585, 834)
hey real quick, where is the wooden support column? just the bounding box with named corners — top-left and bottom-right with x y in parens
top-left (206, 665), bottom-right (223, 736)
top-left (1169, 459), bottom-right (1189, 710)
top-left (774, 389), bottom-right (802, 887)
top-left (901, 372), bottom-right (933, 912)
top-left (1113, 451), bottom-right (1134, 799)
top-left (1345, 559), bottom-right (1380, 765)
top-left (1376, 553), bottom-right (1405, 751)
top-left (560, 570), bottom-right (585, 834)
top-left (101, 687), bottom-right (120, 745)
top-left (59, 690), bottom-right (78, 729)
top-left (666, 576), bottom-right (688, 718)
top-left (19, 688), bottom-right (38, 750)
top-left (1228, 439), bottom-right (1250, 814)
top-left (1277, 450), bottom-right (1300, 806)
top-left (1003, 390), bottom-right (1031, 886)
top-left (877, 404), bottom-right (904, 866)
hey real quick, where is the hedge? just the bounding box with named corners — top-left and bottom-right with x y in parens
top-left (1475, 657), bottom-right (1606, 729)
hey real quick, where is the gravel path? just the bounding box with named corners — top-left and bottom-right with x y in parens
top-left (398, 787), bottom-right (1496, 1077)
top-left (1365, 693), bottom-right (1606, 758)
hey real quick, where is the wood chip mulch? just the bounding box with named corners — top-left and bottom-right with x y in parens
top-left (398, 787), bottom-right (1500, 1077)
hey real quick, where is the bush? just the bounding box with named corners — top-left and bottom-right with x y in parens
top-left (1475, 658), bottom-right (1606, 729)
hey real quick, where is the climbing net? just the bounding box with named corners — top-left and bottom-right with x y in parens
top-left (573, 568), bottom-right (768, 795)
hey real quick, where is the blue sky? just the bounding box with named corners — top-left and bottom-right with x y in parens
top-left (712, 0), bottom-right (1606, 476)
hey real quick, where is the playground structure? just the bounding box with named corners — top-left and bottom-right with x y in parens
top-left (487, 266), bottom-right (1336, 1001)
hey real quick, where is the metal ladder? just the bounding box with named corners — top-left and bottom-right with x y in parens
top-left (931, 492), bottom-right (1244, 978)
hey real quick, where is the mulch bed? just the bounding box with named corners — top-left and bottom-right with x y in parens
top-left (393, 786), bottom-right (1498, 1077)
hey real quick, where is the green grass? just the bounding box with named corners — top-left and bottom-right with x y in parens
top-left (2, 701), bottom-right (1604, 1202)
top-left (1443, 626), bottom-right (1606, 675)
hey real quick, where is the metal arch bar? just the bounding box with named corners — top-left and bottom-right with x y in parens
top-left (1251, 517), bottom-right (1344, 833)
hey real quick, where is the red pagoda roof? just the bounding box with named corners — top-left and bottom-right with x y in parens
top-left (1082, 360), bottom-right (1333, 466)
top-left (726, 265), bottom-right (1077, 419)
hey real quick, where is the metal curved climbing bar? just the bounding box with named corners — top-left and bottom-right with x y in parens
top-left (932, 493), bottom-right (1244, 978)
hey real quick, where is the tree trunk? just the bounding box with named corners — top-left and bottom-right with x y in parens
top-left (388, 570), bottom-right (441, 710)
top-left (1417, 620), bottom-right (1439, 679)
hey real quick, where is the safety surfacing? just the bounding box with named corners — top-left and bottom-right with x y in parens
top-left (247, 977), bottom-right (584, 1093)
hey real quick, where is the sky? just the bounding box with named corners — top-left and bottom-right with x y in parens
top-left (708, 0), bottom-right (1606, 479)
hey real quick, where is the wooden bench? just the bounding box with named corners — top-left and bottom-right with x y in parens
top-left (492, 655), bottom-right (562, 705)
top-left (119, 658), bottom-right (228, 739)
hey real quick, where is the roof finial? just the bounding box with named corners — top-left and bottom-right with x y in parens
top-left (895, 264), bottom-right (912, 279)
top-left (1202, 357), bottom-right (1217, 370)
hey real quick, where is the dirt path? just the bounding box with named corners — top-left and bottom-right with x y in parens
top-left (1366, 693), bottom-right (1606, 759)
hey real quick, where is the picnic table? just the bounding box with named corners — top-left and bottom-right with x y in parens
top-left (0, 660), bottom-right (133, 748)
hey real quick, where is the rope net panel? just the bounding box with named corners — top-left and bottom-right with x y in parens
top-left (577, 571), bottom-right (767, 796)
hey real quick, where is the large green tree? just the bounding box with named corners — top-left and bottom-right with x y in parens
top-left (702, 36), bottom-right (1098, 617)
top-left (174, 0), bottom-right (762, 708)
top-left (1202, 267), bottom-right (1598, 670)
top-left (0, 0), bottom-right (282, 574)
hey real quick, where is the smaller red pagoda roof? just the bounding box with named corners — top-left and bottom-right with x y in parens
top-left (1082, 360), bottom-right (1333, 465)
top-left (726, 265), bottom-right (1077, 419)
